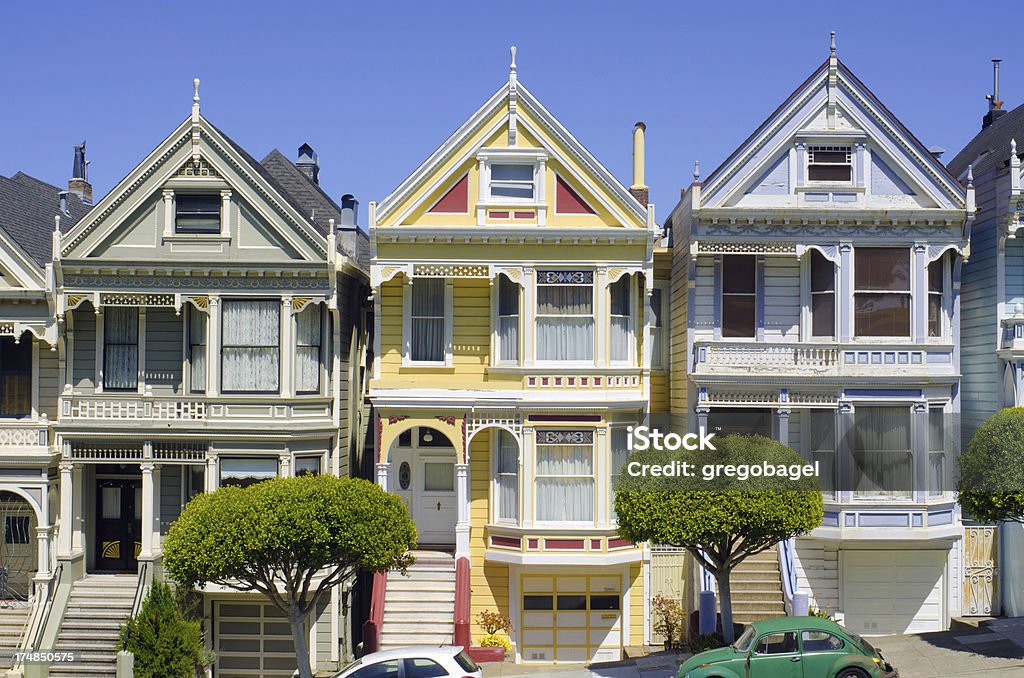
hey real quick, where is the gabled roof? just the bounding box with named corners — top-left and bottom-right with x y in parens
top-left (375, 75), bottom-right (647, 225)
top-left (0, 172), bottom-right (89, 266)
top-left (700, 56), bottom-right (966, 209)
top-left (948, 102), bottom-right (1024, 179)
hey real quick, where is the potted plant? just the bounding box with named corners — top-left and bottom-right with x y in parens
top-left (652, 595), bottom-right (686, 650)
top-left (473, 610), bottom-right (513, 662)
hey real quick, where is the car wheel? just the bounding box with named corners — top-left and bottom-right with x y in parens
top-left (835, 668), bottom-right (869, 678)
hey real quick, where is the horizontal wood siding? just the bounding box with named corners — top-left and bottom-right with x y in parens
top-left (692, 257), bottom-right (714, 343)
top-left (468, 430), bottom-right (510, 641)
top-left (145, 308), bottom-right (182, 395)
top-left (315, 596), bottom-right (332, 667)
top-left (763, 256), bottom-right (799, 341)
top-left (71, 310), bottom-right (95, 390)
top-left (160, 465), bottom-right (182, 533)
top-left (670, 210), bottom-right (692, 417)
top-left (793, 540), bottom-right (839, 614)
top-left (651, 371), bottom-right (669, 414)
top-left (37, 346), bottom-right (59, 419)
top-left (629, 563), bottom-right (643, 647)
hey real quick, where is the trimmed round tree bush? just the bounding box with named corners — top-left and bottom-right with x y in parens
top-left (960, 407), bottom-right (1024, 523)
top-left (615, 434), bottom-right (823, 643)
top-left (163, 474), bottom-right (417, 678)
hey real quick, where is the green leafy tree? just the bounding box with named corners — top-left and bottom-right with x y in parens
top-left (614, 434), bottom-right (823, 643)
top-left (959, 407), bottom-right (1024, 523)
top-left (163, 474), bottom-right (417, 678)
top-left (118, 580), bottom-right (208, 678)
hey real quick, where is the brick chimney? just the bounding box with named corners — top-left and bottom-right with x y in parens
top-left (68, 141), bottom-right (92, 204)
top-left (629, 123), bottom-right (649, 207)
top-left (296, 143), bottom-right (319, 184)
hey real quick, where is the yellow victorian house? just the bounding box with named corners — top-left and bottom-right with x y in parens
top-left (365, 49), bottom-right (659, 664)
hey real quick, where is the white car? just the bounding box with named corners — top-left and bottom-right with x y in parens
top-left (334, 646), bottom-right (483, 678)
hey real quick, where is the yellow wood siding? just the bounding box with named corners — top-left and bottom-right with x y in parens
top-left (629, 563), bottom-right (644, 646)
top-left (651, 372), bottom-right (669, 413)
top-left (669, 211), bottom-right (691, 417)
top-left (469, 430), bottom-right (510, 641)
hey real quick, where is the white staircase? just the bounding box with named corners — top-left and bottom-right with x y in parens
top-left (0, 602), bottom-right (31, 669)
top-left (381, 550), bottom-right (455, 647)
top-left (49, 574), bottom-right (136, 677)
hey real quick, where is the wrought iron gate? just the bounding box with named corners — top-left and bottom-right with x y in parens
top-left (0, 492), bottom-right (36, 602)
top-left (963, 526), bottom-right (999, 616)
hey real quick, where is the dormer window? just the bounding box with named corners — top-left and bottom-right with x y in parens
top-left (489, 164), bottom-right (535, 200)
top-left (808, 146), bottom-right (852, 182)
top-left (175, 194), bottom-right (221, 233)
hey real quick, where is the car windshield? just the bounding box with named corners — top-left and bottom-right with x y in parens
top-left (732, 626), bottom-right (757, 652)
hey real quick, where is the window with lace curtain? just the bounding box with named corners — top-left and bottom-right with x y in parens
top-left (408, 278), bottom-right (446, 364)
top-left (535, 430), bottom-right (594, 523)
top-left (221, 300), bottom-right (280, 393)
top-left (494, 429), bottom-right (518, 523)
top-left (0, 337), bottom-right (30, 417)
top-left (852, 406), bottom-right (912, 499)
top-left (187, 306), bottom-right (206, 393)
top-left (103, 307), bottom-right (138, 391)
top-left (497, 276), bottom-right (519, 363)
top-left (295, 305), bottom-right (321, 394)
top-left (609, 277), bottom-right (632, 363)
top-left (610, 427), bottom-right (630, 523)
top-left (536, 271), bottom-right (594, 362)
top-left (649, 287), bottom-right (666, 369)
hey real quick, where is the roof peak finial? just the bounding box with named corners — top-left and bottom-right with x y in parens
top-left (1013, 138), bottom-right (1018, 155)
top-left (693, 159), bottom-right (700, 181)
top-left (510, 45), bottom-right (517, 77)
top-left (830, 31), bottom-right (836, 56)
top-left (967, 164), bottom-right (974, 187)
top-left (193, 78), bottom-right (200, 105)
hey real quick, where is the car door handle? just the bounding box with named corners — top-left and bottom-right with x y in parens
top-left (790, 656), bottom-right (801, 662)
top-left (437, 502), bottom-right (442, 511)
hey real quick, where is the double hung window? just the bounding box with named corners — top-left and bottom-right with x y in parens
top-left (928, 257), bottom-right (946, 338)
top-left (808, 409), bottom-right (836, 497)
top-left (722, 255), bottom-right (756, 338)
top-left (649, 287), bottom-right (665, 369)
top-left (221, 300), bottom-right (280, 393)
top-left (610, 427), bottom-right (630, 521)
top-left (0, 337), bottom-right (31, 417)
top-left (103, 307), bottom-right (139, 391)
top-left (810, 250), bottom-right (835, 338)
top-left (220, 457), bottom-right (278, 488)
top-left (609, 277), bottom-right (632, 362)
top-left (535, 430), bottom-right (594, 522)
top-left (489, 164), bottom-right (535, 200)
top-left (409, 278), bottom-right (446, 363)
top-left (175, 194), bottom-right (220, 233)
top-left (929, 407), bottom-right (946, 496)
top-left (295, 305), bottom-right (322, 393)
top-left (188, 306), bottom-right (206, 393)
top-left (854, 248), bottom-right (910, 337)
top-left (494, 429), bottom-right (518, 522)
top-left (808, 146), bottom-right (852, 182)
top-left (497, 276), bottom-right (519, 363)
top-left (852, 406), bottom-right (912, 499)
top-left (536, 271), bottom-right (594, 361)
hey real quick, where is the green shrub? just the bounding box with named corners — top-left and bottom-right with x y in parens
top-left (688, 632), bottom-right (726, 654)
top-left (478, 633), bottom-right (512, 651)
top-left (959, 408), bottom-right (1024, 523)
top-left (809, 606), bottom-right (834, 620)
top-left (118, 581), bottom-right (208, 678)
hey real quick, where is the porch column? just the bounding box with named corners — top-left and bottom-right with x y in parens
top-left (207, 296), bottom-right (221, 397)
top-left (72, 464), bottom-right (84, 552)
top-left (776, 408), bottom-right (791, 449)
top-left (375, 463), bottom-right (389, 490)
top-left (36, 526), bottom-right (51, 578)
top-left (696, 407), bottom-right (710, 434)
top-left (913, 402), bottom-right (928, 503)
top-left (58, 461), bottom-right (73, 556)
top-left (837, 401), bottom-right (854, 504)
top-left (455, 464), bottom-right (470, 559)
top-left (205, 452), bottom-right (218, 492)
top-left (281, 297), bottom-right (294, 399)
top-left (280, 452), bottom-right (292, 478)
top-left (141, 462), bottom-right (154, 560)
top-left (152, 465), bottom-right (162, 554)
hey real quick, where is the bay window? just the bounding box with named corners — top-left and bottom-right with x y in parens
top-left (536, 271), bottom-right (594, 361)
top-left (854, 248), bottom-right (910, 337)
top-left (852, 406), bottom-right (912, 499)
top-left (103, 307), bottom-right (139, 391)
top-left (610, 277), bottom-right (632, 362)
top-left (497, 276), bottom-right (519, 363)
top-left (535, 430), bottom-right (594, 522)
top-left (810, 250), bottom-right (835, 338)
top-left (0, 337), bottom-right (31, 417)
top-left (221, 300), bottom-right (280, 393)
top-left (409, 278), bottom-right (446, 363)
top-left (928, 257), bottom-right (946, 338)
top-left (220, 457), bottom-right (278, 488)
top-left (494, 429), bottom-right (518, 522)
top-left (722, 255), bottom-right (756, 338)
top-left (295, 305), bottom-right (322, 393)
top-left (187, 306), bottom-right (206, 393)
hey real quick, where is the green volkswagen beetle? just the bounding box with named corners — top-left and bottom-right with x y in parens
top-left (678, 616), bottom-right (898, 678)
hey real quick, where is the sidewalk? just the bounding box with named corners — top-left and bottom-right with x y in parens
top-left (483, 651), bottom-right (684, 677)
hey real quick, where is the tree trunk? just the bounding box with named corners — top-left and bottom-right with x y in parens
top-left (289, 607), bottom-right (314, 678)
top-left (716, 569), bottom-right (736, 645)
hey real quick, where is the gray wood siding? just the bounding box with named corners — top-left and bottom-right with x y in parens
top-left (315, 595), bottom-right (332, 666)
top-left (37, 346), bottom-right (59, 419)
top-left (960, 165), bottom-right (1003, 445)
top-left (160, 465), bottom-right (182, 534)
top-left (693, 257), bottom-right (715, 342)
top-left (145, 308), bottom-right (183, 395)
top-left (71, 310), bottom-right (95, 390)
top-left (763, 256), bottom-right (800, 341)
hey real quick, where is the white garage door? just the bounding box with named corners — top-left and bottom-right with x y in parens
top-left (843, 550), bottom-right (945, 635)
top-left (215, 601), bottom-right (298, 677)
top-left (521, 575), bottom-right (622, 664)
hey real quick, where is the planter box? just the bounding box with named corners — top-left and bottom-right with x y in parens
top-left (466, 646), bottom-right (505, 663)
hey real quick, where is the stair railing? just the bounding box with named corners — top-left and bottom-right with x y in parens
top-left (360, 570), bottom-right (387, 656)
top-left (778, 538), bottom-right (797, 614)
top-left (122, 561), bottom-right (149, 650)
top-left (26, 562), bottom-right (63, 656)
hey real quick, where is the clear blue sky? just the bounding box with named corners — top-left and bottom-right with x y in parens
top-left (1, 1), bottom-right (1017, 226)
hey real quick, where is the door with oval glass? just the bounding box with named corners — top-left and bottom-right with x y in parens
top-left (390, 427), bottom-right (456, 546)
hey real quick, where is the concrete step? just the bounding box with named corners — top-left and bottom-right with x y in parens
top-left (380, 633), bottom-right (454, 646)
top-left (383, 611), bottom-right (455, 625)
top-left (384, 601), bottom-right (456, 613)
top-left (389, 570), bottom-right (456, 582)
top-left (59, 618), bottom-right (124, 631)
top-left (387, 578), bottom-right (455, 590)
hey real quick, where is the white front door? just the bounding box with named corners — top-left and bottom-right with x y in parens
top-left (390, 430), bottom-right (457, 546)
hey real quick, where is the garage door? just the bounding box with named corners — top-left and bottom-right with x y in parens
top-left (215, 601), bottom-right (298, 677)
top-left (843, 550), bottom-right (945, 635)
top-left (521, 574), bottom-right (621, 664)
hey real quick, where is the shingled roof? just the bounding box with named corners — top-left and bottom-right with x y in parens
top-left (0, 172), bottom-right (90, 266)
top-left (948, 102), bottom-right (1024, 179)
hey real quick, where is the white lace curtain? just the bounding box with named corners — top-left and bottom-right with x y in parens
top-left (536, 442), bottom-right (594, 521)
top-left (496, 429), bottom-right (518, 521)
top-left (610, 277), bottom-right (631, 362)
top-left (498, 277), bottom-right (519, 363)
top-left (295, 305), bottom-right (322, 393)
top-left (536, 285), bottom-right (594, 361)
top-left (222, 300), bottom-right (279, 393)
top-left (411, 278), bottom-right (444, 362)
top-left (610, 427), bottom-right (630, 517)
top-left (103, 307), bottom-right (138, 390)
top-left (188, 306), bottom-right (206, 393)
top-left (852, 406), bottom-right (912, 498)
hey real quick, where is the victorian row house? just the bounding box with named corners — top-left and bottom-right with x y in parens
top-left (665, 42), bottom-right (973, 638)
top-left (0, 84), bottom-right (371, 677)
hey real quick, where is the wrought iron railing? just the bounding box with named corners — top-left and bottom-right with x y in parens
top-left (28, 562), bottom-right (62, 653)
top-left (122, 562), bottom-right (149, 650)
